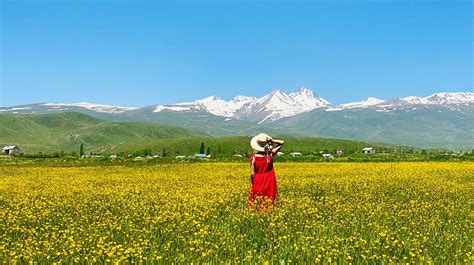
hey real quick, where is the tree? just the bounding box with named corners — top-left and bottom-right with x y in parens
top-left (200, 142), bottom-right (205, 154)
top-left (206, 147), bottom-right (211, 156)
top-left (162, 148), bottom-right (167, 157)
top-left (79, 144), bottom-right (84, 156)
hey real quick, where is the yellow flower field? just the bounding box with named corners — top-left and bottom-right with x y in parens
top-left (0, 162), bottom-right (472, 263)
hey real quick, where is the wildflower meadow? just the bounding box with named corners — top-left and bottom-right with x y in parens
top-left (0, 162), bottom-right (472, 263)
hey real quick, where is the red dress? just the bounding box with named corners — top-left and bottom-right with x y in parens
top-left (249, 153), bottom-right (278, 206)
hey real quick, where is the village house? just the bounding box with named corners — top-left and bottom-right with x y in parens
top-left (362, 147), bottom-right (375, 154)
top-left (2, 146), bottom-right (22, 156)
top-left (290, 152), bottom-right (302, 157)
top-left (193, 153), bottom-right (210, 158)
top-left (322, 153), bottom-right (334, 159)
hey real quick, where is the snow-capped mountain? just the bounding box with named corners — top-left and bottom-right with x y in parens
top-left (325, 92), bottom-right (473, 111)
top-left (154, 95), bottom-right (256, 117)
top-left (377, 92), bottom-right (474, 107)
top-left (42, 102), bottom-right (137, 113)
top-left (424, 92), bottom-right (474, 104)
top-left (326, 97), bottom-right (385, 111)
top-left (235, 87), bottom-right (329, 123)
top-left (1, 89), bottom-right (472, 122)
top-left (154, 87), bottom-right (330, 123)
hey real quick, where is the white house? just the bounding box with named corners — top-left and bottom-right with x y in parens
top-left (277, 152), bottom-right (285, 156)
top-left (175, 155), bottom-right (186, 159)
top-left (362, 147), bottom-right (374, 154)
top-left (2, 146), bottom-right (21, 156)
top-left (322, 154), bottom-right (334, 159)
top-left (290, 152), bottom-right (302, 157)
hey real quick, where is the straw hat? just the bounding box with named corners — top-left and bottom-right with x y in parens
top-left (250, 133), bottom-right (271, 152)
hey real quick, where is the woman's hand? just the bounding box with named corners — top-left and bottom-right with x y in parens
top-left (271, 139), bottom-right (285, 154)
top-left (272, 139), bottom-right (285, 146)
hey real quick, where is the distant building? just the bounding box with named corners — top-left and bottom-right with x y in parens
top-left (277, 152), bottom-right (285, 156)
top-left (362, 147), bottom-right (374, 154)
top-left (322, 154), bottom-right (334, 159)
top-left (290, 152), bottom-right (302, 157)
top-left (232, 154), bottom-right (243, 157)
top-left (336, 149), bottom-right (344, 157)
top-left (109, 154), bottom-right (118, 158)
top-left (81, 155), bottom-right (104, 158)
top-left (2, 146), bottom-right (21, 156)
top-left (193, 154), bottom-right (207, 158)
top-left (175, 155), bottom-right (186, 159)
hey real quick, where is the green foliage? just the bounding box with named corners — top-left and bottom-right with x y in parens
top-left (162, 148), bottom-right (167, 158)
top-left (199, 142), bottom-right (205, 154)
top-left (79, 144), bottom-right (84, 156)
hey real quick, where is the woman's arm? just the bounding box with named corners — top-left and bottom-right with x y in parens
top-left (271, 139), bottom-right (285, 154)
top-left (250, 157), bottom-right (255, 183)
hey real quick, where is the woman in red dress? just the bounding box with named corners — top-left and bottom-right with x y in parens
top-left (248, 133), bottom-right (285, 209)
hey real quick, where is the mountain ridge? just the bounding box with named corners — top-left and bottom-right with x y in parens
top-left (2, 88), bottom-right (472, 123)
top-left (1, 88), bottom-right (472, 150)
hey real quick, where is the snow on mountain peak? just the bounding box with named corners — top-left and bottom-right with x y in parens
top-left (233, 95), bottom-right (256, 102)
top-left (154, 94), bottom-right (256, 117)
top-left (42, 102), bottom-right (137, 113)
top-left (424, 92), bottom-right (474, 104)
top-left (399, 96), bottom-right (427, 104)
top-left (153, 89), bottom-right (473, 121)
top-left (363, 97), bottom-right (384, 103)
top-left (236, 87), bottom-right (330, 122)
top-left (154, 87), bottom-right (331, 122)
top-left (289, 87), bottom-right (330, 107)
top-left (325, 97), bottom-right (385, 111)
top-left (380, 92), bottom-right (474, 106)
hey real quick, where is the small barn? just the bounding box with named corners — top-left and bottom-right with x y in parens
top-left (2, 146), bottom-right (21, 156)
top-left (362, 147), bottom-right (374, 154)
top-left (290, 152), bottom-right (302, 157)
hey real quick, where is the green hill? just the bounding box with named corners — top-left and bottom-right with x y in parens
top-left (0, 112), bottom-right (402, 156)
top-left (109, 135), bottom-right (397, 157)
top-left (0, 112), bottom-right (208, 154)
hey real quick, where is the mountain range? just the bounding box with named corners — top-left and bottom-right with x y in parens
top-left (1, 88), bottom-right (473, 150)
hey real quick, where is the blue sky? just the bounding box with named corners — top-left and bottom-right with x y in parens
top-left (1, 0), bottom-right (472, 107)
